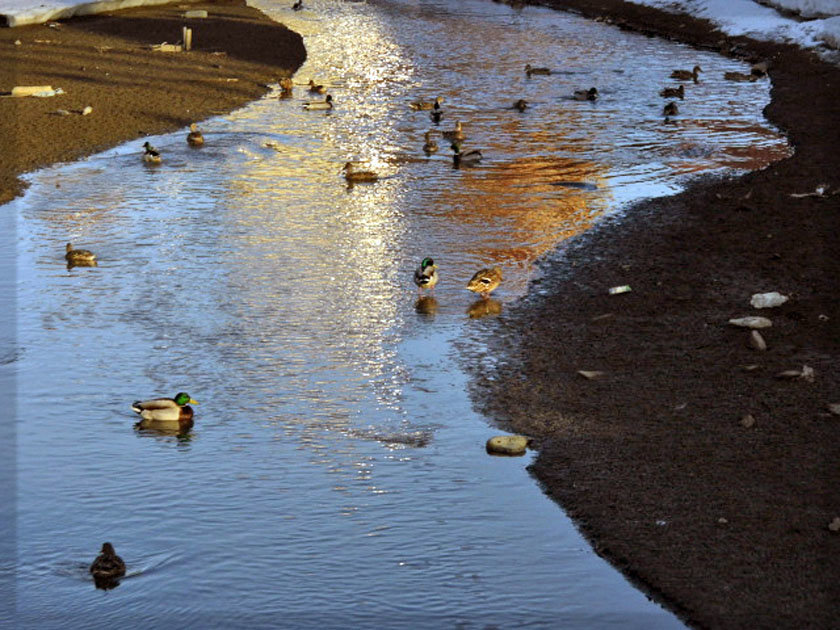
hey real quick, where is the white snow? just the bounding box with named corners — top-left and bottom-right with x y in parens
top-left (0, 0), bottom-right (190, 27)
top-left (762, 0), bottom-right (840, 19)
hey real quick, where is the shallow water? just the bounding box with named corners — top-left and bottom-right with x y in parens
top-left (5, 0), bottom-right (788, 626)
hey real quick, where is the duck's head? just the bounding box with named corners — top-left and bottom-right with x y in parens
top-left (341, 161), bottom-right (354, 172)
top-left (588, 87), bottom-right (599, 98)
top-left (142, 141), bottom-right (153, 150)
top-left (189, 123), bottom-right (199, 132)
top-left (693, 65), bottom-right (703, 74)
top-left (100, 542), bottom-right (116, 556)
top-left (174, 392), bottom-right (198, 406)
top-left (434, 96), bottom-right (444, 107)
top-left (450, 142), bottom-right (462, 153)
top-left (66, 242), bottom-right (74, 252)
top-left (420, 257), bottom-right (436, 270)
top-left (325, 94), bottom-right (333, 103)
top-left (515, 99), bottom-right (528, 111)
top-left (524, 64), bottom-right (532, 72)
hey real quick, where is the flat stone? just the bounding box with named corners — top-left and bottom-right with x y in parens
top-left (828, 403), bottom-right (840, 416)
top-left (486, 435), bottom-right (529, 456)
top-left (729, 316), bottom-right (772, 329)
top-left (740, 414), bottom-right (756, 428)
top-left (577, 370), bottom-right (605, 380)
top-left (750, 291), bottom-right (788, 309)
top-left (749, 330), bottom-right (767, 351)
top-left (829, 517), bottom-right (840, 533)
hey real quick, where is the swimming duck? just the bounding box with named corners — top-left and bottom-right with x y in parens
top-left (723, 71), bottom-right (756, 82)
top-left (303, 94), bottom-right (333, 110)
top-left (279, 77), bottom-right (294, 98)
top-left (65, 242), bottom-right (96, 266)
top-left (422, 130), bottom-right (438, 154)
top-left (90, 542), bottom-right (126, 588)
top-left (142, 141), bottom-right (161, 164)
top-left (410, 96), bottom-right (443, 111)
top-left (525, 64), bottom-right (551, 77)
top-left (659, 85), bottom-right (684, 99)
top-left (413, 257), bottom-right (439, 293)
top-left (441, 121), bottom-right (465, 142)
top-left (186, 123), bottom-right (204, 147)
top-left (292, 0), bottom-right (303, 10)
top-left (572, 87), bottom-right (599, 101)
top-left (132, 392), bottom-right (198, 425)
top-left (451, 142), bottom-right (482, 167)
top-left (308, 79), bottom-right (327, 94)
top-left (513, 99), bottom-right (528, 112)
top-left (342, 161), bottom-right (378, 183)
top-left (466, 267), bottom-right (502, 298)
top-left (663, 101), bottom-right (679, 116)
top-left (670, 65), bottom-right (702, 82)
top-left (429, 109), bottom-right (443, 123)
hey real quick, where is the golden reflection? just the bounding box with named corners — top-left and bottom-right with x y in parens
top-left (414, 296), bottom-right (439, 316)
top-left (467, 298), bottom-right (502, 319)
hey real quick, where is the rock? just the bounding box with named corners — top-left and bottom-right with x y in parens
top-left (776, 369), bottom-right (802, 379)
top-left (718, 517), bottom-right (728, 524)
top-left (829, 517), bottom-right (840, 533)
top-left (729, 316), bottom-right (772, 329)
top-left (608, 285), bottom-right (631, 295)
top-left (750, 292), bottom-right (788, 309)
top-left (81, 105), bottom-right (93, 116)
top-left (184, 9), bottom-right (208, 18)
top-left (740, 414), bottom-right (756, 428)
top-left (776, 365), bottom-right (815, 382)
top-left (741, 364), bottom-right (760, 371)
top-left (577, 370), bottom-right (604, 380)
top-left (828, 404), bottom-right (840, 416)
top-left (486, 435), bottom-right (529, 456)
top-left (749, 330), bottom-right (767, 351)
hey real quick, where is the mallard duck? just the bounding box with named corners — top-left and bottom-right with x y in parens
top-left (308, 79), bottom-right (326, 94)
top-left (525, 63), bottom-right (551, 76)
top-left (451, 142), bottom-right (482, 167)
top-left (90, 542), bottom-right (126, 587)
top-left (663, 101), bottom-right (679, 116)
top-left (292, 0), bottom-right (303, 10)
top-left (466, 267), bottom-right (502, 298)
top-left (278, 77), bottom-right (294, 98)
top-left (413, 257), bottom-right (438, 293)
top-left (186, 123), bottom-right (204, 147)
top-left (65, 242), bottom-right (96, 266)
top-left (132, 392), bottom-right (198, 424)
top-left (342, 161), bottom-right (378, 183)
top-left (572, 87), bottom-right (599, 101)
top-left (513, 99), bottom-right (528, 112)
top-left (142, 141), bottom-right (161, 164)
top-left (303, 94), bottom-right (333, 110)
top-left (430, 109), bottom-right (443, 123)
top-left (659, 85), bottom-right (684, 99)
top-left (724, 71), bottom-right (757, 82)
top-left (422, 130), bottom-right (438, 154)
top-left (671, 65), bottom-right (702, 82)
top-left (441, 121), bottom-right (465, 142)
top-left (410, 96), bottom-right (443, 111)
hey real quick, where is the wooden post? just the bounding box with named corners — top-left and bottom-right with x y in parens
top-left (182, 26), bottom-right (192, 51)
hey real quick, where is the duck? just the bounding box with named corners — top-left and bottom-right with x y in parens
top-left (342, 161), bottom-right (378, 183)
top-left (663, 101), bottom-right (679, 116)
top-left (525, 63), bottom-right (551, 77)
top-left (90, 542), bottom-right (126, 588)
top-left (466, 267), bottom-right (502, 298)
top-left (142, 141), bottom-right (161, 164)
top-left (422, 130), bottom-right (438, 154)
top-left (670, 65), bottom-right (702, 82)
top-left (572, 87), bottom-right (599, 101)
top-left (279, 77), bottom-right (294, 98)
top-left (451, 142), bottom-right (482, 167)
top-left (513, 99), bottom-right (528, 112)
top-left (303, 94), bottom-right (333, 110)
top-left (659, 85), bottom-right (684, 99)
top-left (186, 123), bottom-right (204, 147)
top-left (751, 61), bottom-right (769, 77)
top-left (441, 121), bottom-right (465, 142)
top-left (429, 109), bottom-right (444, 124)
top-left (65, 242), bottom-right (96, 266)
top-left (410, 96), bottom-right (443, 111)
top-left (724, 71), bottom-right (757, 82)
top-left (413, 257), bottom-right (439, 293)
top-left (308, 79), bottom-right (326, 94)
top-left (292, 0), bottom-right (303, 10)
top-left (132, 392), bottom-right (198, 426)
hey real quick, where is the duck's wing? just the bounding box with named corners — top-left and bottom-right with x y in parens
top-left (131, 397), bottom-right (177, 412)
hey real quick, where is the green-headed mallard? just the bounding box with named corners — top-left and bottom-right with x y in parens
top-left (451, 142), bottom-right (482, 168)
top-left (663, 101), bottom-right (679, 116)
top-left (466, 266), bottom-right (502, 298)
top-left (142, 141), bottom-right (161, 164)
top-left (410, 96), bottom-right (443, 111)
top-left (90, 542), bottom-right (126, 589)
top-left (65, 242), bottom-right (96, 266)
top-left (342, 161), bottom-right (378, 183)
top-left (308, 79), bottom-right (326, 94)
top-left (187, 123), bottom-right (204, 147)
top-left (513, 99), bottom-right (528, 112)
top-left (573, 87), bottom-right (599, 101)
top-left (525, 64), bottom-right (551, 77)
top-left (423, 130), bottom-right (438, 154)
top-left (413, 257), bottom-right (438, 293)
top-left (304, 94), bottom-right (333, 110)
top-left (659, 85), bottom-right (684, 99)
top-left (442, 121), bottom-right (465, 142)
top-left (132, 392), bottom-right (197, 425)
top-left (671, 65), bottom-right (702, 82)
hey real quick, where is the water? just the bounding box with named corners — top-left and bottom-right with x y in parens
top-left (4, 0), bottom-right (788, 626)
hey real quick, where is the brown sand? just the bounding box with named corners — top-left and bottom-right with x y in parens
top-left (469, 1), bottom-right (840, 628)
top-left (0, 0), bottom-right (305, 204)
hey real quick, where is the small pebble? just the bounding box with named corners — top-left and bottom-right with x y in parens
top-left (577, 370), bottom-right (604, 380)
top-left (81, 105), bottom-right (93, 115)
top-left (718, 517), bottom-right (728, 524)
top-left (829, 517), bottom-right (840, 533)
top-left (740, 414), bottom-right (756, 428)
top-left (729, 316), bottom-right (772, 329)
top-left (828, 403), bottom-right (840, 416)
top-left (14, 39), bottom-right (22, 46)
top-left (749, 330), bottom-right (767, 351)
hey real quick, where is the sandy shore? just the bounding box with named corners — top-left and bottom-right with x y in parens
top-left (0, 0), bottom-right (305, 205)
top-left (468, 0), bottom-right (840, 628)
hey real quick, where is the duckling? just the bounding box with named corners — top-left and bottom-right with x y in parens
top-left (670, 65), bottom-right (702, 82)
top-left (279, 77), bottom-right (294, 98)
top-left (342, 161), bottom-right (378, 183)
top-left (65, 242), bottom-right (96, 267)
top-left (308, 79), bottom-right (327, 94)
top-left (410, 96), bottom-right (443, 111)
top-left (466, 267), bottom-right (502, 298)
top-left (422, 130), bottom-right (438, 154)
top-left (441, 121), bottom-right (465, 142)
top-left (292, 0), bottom-right (303, 10)
top-left (663, 101), bottom-right (679, 116)
top-left (451, 142), bottom-right (482, 168)
top-left (90, 542), bottom-right (125, 588)
top-left (572, 87), bottom-right (599, 101)
top-left (186, 123), bottom-right (204, 147)
top-left (513, 99), bottom-right (528, 112)
top-left (724, 71), bottom-right (757, 82)
top-left (525, 63), bottom-right (551, 77)
top-left (132, 392), bottom-right (198, 426)
top-left (142, 141), bottom-right (161, 164)
top-left (304, 94), bottom-right (333, 110)
top-left (430, 109), bottom-right (443, 124)
top-left (413, 257), bottom-right (438, 293)
top-left (659, 85), bottom-right (684, 99)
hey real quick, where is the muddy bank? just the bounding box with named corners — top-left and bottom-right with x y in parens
top-left (469, 0), bottom-right (839, 627)
top-left (0, 0), bottom-right (305, 205)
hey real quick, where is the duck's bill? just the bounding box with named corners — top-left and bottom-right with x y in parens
top-left (189, 399), bottom-right (199, 405)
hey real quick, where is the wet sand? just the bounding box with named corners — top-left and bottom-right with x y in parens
top-left (470, 0), bottom-right (840, 628)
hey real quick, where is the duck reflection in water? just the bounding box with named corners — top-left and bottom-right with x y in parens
top-left (467, 298), bottom-right (502, 319)
top-left (415, 295), bottom-right (439, 316)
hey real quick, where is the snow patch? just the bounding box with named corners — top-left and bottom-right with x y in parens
top-left (0, 0), bottom-right (194, 27)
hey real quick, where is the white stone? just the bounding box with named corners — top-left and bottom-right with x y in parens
top-left (750, 291), bottom-right (788, 308)
top-left (729, 316), bottom-right (772, 329)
